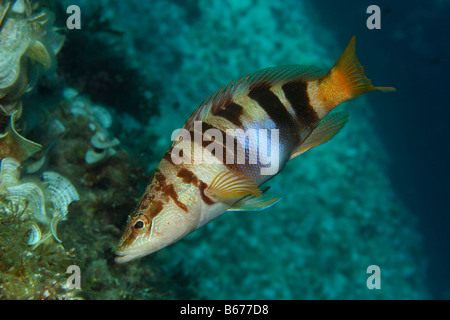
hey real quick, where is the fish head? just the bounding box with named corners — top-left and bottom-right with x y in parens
top-left (115, 198), bottom-right (198, 263)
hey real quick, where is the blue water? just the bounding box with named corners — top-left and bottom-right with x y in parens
top-left (313, 0), bottom-right (450, 299)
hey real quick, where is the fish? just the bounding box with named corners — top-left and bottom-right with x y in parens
top-left (115, 36), bottom-right (395, 263)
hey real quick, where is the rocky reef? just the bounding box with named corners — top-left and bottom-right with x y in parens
top-left (0, 0), bottom-right (199, 300)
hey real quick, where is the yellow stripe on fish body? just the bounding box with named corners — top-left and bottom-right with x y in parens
top-left (115, 36), bottom-right (395, 263)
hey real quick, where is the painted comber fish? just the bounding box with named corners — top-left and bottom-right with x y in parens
top-left (115, 36), bottom-right (395, 263)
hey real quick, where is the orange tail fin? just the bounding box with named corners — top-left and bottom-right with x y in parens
top-left (321, 36), bottom-right (396, 104)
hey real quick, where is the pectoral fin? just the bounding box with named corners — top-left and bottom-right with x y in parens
top-left (290, 111), bottom-right (349, 160)
top-left (206, 170), bottom-right (261, 201)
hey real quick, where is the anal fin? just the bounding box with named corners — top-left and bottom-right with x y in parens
top-left (290, 111), bottom-right (349, 160)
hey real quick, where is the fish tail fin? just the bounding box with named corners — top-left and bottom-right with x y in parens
top-left (319, 36), bottom-right (396, 105)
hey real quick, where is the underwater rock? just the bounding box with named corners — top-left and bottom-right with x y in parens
top-left (0, 0), bottom-right (64, 116)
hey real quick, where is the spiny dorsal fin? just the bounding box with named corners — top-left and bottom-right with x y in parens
top-left (183, 65), bottom-right (327, 130)
top-left (228, 187), bottom-right (281, 212)
top-left (183, 78), bottom-right (245, 130)
top-left (290, 111), bottom-right (349, 160)
top-left (247, 64), bottom-right (326, 87)
top-left (206, 170), bottom-right (261, 201)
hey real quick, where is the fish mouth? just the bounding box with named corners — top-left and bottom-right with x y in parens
top-left (114, 251), bottom-right (147, 264)
top-left (115, 247), bottom-right (148, 264)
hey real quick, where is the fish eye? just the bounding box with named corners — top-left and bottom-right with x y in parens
top-left (132, 216), bottom-right (149, 232)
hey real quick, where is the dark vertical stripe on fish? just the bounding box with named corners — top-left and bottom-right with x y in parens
top-left (163, 146), bottom-right (175, 165)
top-left (153, 169), bottom-right (167, 192)
top-left (146, 200), bottom-right (164, 230)
top-left (149, 200), bottom-right (164, 219)
top-left (177, 167), bottom-right (214, 205)
top-left (164, 184), bottom-right (188, 212)
top-left (213, 102), bottom-right (244, 127)
top-left (248, 83), bottom-right (299, 149)
top-left (282, 80), bottom-right (319, 128)
top-left (152, 169), bottom-right (188, 212)
top-left (194, 121), bottom-right (238, 168)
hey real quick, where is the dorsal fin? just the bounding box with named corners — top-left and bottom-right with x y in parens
top-left (290, 111), bottom-right (349, 160)
top-left (247, 64), bottom-right (326, 85)
top-left (183, 78), bottom-right (246, 130)
top-left (183, 65), bottom-right (326, 130)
